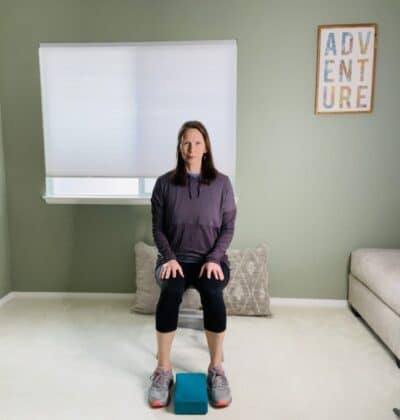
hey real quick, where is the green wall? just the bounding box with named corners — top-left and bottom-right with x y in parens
top-left (0, 0), bottom-right (399, 298)
top-left (0, 105), bottom-right (11, 298)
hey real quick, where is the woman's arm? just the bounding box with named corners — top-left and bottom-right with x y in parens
top-left (205, 177), bottom-right (237, 264)
top-left (204, 208), bottom-right (236, 264)
top-left (151, 177), bottom-right (177, 262)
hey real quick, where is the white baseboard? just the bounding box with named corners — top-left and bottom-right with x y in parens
top-left (0, 291), bottom-right (135, 307)
top-left (0, 291), bottom-right (347, 308)
top-left (271, 297), bottom-right (347, 307)
top-left (0, 291), bottom-right (15, 307)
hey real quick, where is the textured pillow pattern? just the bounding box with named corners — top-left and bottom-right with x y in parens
top-left (224, 244), bottom-right (271, 316)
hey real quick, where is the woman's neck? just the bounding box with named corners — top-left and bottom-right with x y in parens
top-left (185, 164), bottom-right (201, 174)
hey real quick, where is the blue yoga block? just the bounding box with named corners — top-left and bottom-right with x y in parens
top-left (174, 373), bottom-right (208, 415)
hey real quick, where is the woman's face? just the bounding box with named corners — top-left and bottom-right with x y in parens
top-left (180, 128), bottom-right (207, 167)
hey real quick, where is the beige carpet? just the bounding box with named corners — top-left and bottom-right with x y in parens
top-left (0, 295), bottom-right (399, 420)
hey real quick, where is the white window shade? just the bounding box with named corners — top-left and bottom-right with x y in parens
top-left (39, 41), bottom-right (237, 179)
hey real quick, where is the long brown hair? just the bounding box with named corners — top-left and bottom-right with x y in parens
top-left (169, 120), bottom-right (218, 186)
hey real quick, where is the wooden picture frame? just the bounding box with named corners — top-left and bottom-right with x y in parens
top-left (314, 23), bottom-right (377, 114)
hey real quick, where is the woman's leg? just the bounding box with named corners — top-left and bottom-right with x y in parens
top-left (154, 265), bottom-right (187, 369)
top-left (149, 264), bottom-right (192, 408)
top-left (194, 261), bottom-right (230, 370)
top-left (155, 270), bottom-right (186, 332)
top-left (205, 329), bottom-right (225, 370)
top-left (156, 330), bottom-right (176, 370)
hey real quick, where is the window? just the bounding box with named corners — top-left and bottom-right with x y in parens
top-left (39, 41), bottom-right (237, 204)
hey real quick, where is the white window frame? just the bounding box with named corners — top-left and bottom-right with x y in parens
top-left (42, 176), bottom-right (238, 205)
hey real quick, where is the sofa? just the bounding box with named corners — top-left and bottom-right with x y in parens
top-left (348, 248), bottom-right (400, 367)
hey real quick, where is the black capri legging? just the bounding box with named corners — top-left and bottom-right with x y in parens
top-left (154, 261), bottom-right (230, 333)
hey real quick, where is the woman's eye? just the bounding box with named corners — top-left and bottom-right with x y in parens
top-left (183, 142), bottom-right (201, 147)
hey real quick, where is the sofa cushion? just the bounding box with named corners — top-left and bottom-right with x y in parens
top-left (350, 248), bottom-right (400, 316)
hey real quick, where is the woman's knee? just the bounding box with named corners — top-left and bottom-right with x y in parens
top-left (198, 288), bottom-right (226, 317)
top-left (156, 281), bottom-right (185, 332)
top-left (202, 303), bottom-right (227, 332)
top-left (158, 279), bottom-right (185, 303)
top-left (197, 280), bottom-right (226, 300)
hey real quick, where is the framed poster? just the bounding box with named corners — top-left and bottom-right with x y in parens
top-left (315, 23), bottom-right (377, 114)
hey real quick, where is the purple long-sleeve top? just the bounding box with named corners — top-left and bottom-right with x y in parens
top-left (151, 169), bottom-right (237, 270)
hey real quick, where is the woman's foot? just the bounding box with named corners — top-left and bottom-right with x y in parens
top-left (148, 366), bottom-right (174, 408)
top-left (207, 365), bottom-right (232, 408)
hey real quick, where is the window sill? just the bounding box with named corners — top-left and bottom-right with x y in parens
top-left (42, 194), bottom-right (239, 205)
top-left (42, 195), bottom-right (151, 205)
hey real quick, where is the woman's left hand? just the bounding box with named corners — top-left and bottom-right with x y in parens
top-left (199, 262), bottom-right (224, 280)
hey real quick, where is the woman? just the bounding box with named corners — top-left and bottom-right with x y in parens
top-left (148, 120), bottom-right (237, 409)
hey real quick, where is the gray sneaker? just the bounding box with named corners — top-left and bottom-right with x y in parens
top-left (207, 366), bottom-right (232, 408)
top-left (148, 366), bottom-right (174, 408)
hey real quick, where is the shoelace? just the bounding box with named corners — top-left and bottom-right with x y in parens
top-left (210, 371), bottom-right (229, 389)
top-left (149, 370), bottom-right (171, 389)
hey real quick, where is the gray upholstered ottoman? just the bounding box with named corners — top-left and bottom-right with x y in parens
top-left (348, 248), bottom-right (400, 367)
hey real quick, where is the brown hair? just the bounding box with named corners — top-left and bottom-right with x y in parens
top-left (169, 120), bottom-right (218, 186)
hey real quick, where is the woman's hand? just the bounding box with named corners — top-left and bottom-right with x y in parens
top-left (160, 259), bottom-right (185, 280)
top-left (199, 261), bottom-right (224, 280)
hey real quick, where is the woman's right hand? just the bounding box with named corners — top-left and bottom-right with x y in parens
top-left (160, 259), bottom-right (185, 280)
